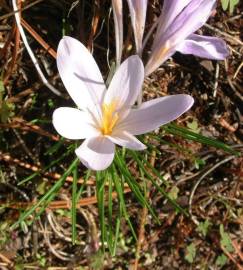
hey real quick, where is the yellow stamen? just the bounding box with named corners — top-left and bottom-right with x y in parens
top-left (101, 101), bottom-right (119, 135)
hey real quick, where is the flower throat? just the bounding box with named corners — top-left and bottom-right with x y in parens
top-left (101, 101), bottom-right (119, 135)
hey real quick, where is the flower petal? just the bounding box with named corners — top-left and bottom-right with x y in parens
top-left (127, 0), bottom-right (147, 54)
top-left (104, 55), bottom-right (144, 110)
top-left (163, 0), bottom-right (216, 44)
top-left (52, 107), bottom-right (100, 139)
top-left (145, 44), bottom-right (176, 77)
top-left (112, 0), bottom-right (123, 66)
top-left (117, 94), bottom-right (194, 135)
top-left (75, 137), bottom-right (115, 171)
top-left (146, 0), bottom-right (216, 76)
top-left (177, 34), bottom-right (229, 60)
top-left (155, 0), bottom-right (192, 42)
top-left (57, 36), bottom-right (106, 109)
top-left (108, 130), bottom-right (146, 150)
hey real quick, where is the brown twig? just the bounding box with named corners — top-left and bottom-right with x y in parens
top-left (0, 21), bottom-right (16, 60)
top-left (87, 0), bottom-right (101, 52)
top-left (205, 23), bottom-right (243, 46)
top-left (0, 117), bottom-right (60, 141)
top-left (0, 252), bottom-right (12, 266)
top-left (221, 245), bottom-right (243, 270)
top-left (3, 14), bottom-right (21, 87)
top-left (0, 150), bottom-right (91, 185)
top-left (0, 150), bottom-right (130, 189)
top-left (0, 0), bottom-right (44, 21)
top-left (0, 188), bottom-right (131, 210)
top-left (7, 87), bottom-right (33, 103)
top-left (21, 18), bottom-right (57, 59)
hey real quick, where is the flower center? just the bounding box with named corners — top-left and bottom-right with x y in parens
top-left (101, 101), bottom-right (119, 135)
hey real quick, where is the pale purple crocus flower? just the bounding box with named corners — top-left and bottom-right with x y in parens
top-left (52, 36), bottom-right (194, 171)
top-left (144, 0), bottom-right (229, 76)
top-left (127, 0), bottom-right (148, 55)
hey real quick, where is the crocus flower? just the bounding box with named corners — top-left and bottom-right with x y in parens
top-left (52, 36), bottom-right (194, 171)
top-left (145, 0), bottom-right (229, 76)
top-left (127, 0), bottom-right (148, 55)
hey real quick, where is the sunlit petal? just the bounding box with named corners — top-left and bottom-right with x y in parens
top-left (57, 36), bottom-right (106, 109)
top-left (118, 95), bottom-right (194, 135)
top-left (161, 0), bottom-right (216, 45)
top-left (177, 34), bottom-right (229, 60)
top-left (155, 0), bottom-right (192, 43)
top-left (75, 137), bottom-right (115, 171)
top-left (53, 107), bottom-right (100, 139)
top-left (146, 0), bottom-right (217, 76)
top-left (145, 42), bottom-right (175, 76)
top-left (104, 55), bottom-right (144, 110)
top-left (108, 130), bottom-right (146, 150)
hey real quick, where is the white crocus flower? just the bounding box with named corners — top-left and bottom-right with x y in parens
top-left (52, 36), bottom-right (194, 171)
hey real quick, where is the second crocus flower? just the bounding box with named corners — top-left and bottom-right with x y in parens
top-left (145, 0), bottom-right (229, 76)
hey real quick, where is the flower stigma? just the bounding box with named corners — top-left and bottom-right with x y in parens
top-left (101, 101), bottom-right (119, 135)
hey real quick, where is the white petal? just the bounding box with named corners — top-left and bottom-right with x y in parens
top-left (57, 36), bottom-right (106, 109)
top-left (104, 55), bottom-right (144, 110)
top-left (52, 107), bottom-right (100, 139)
top-left (117, 94), bottom-right (194, 135)
top-left (108, 130), bottom-right (146, 150)
top-left (75, 137), bottom-right (115, 171)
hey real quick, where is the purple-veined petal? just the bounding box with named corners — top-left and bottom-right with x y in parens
top-left (108, 130), bottom-right (146, 150)
top-left (162, 0), bottom-right (216, 45)
top-left (177, 34), bottom-right (229, 60)
top-left (52, 107), bottom-right (100, 140)
top-left (104, 55), bottom-right (144, 110)
top-left (117, 94), bottom-right (194, 135)
top-left (127, 0), bottom-right (147, 54)
top-left (146, 0), bottom-right (216, 76)
top-left (57, 36), bottom-right (106, 110)
top-left (112, 0), bottom-right (123, 66)
top-left (155, 0), bottom-right (192, 43)
top-left (145, 42), bottom-right (176, 76)
top-left (75, 137), bottom-right (115, 171)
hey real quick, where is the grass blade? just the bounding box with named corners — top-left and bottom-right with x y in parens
top-left (71, 162), bottom-right (78, 244)
top-left (11, 158), bottom-right (79, 229)
top-left (165, 123), bottom-right (238, 155)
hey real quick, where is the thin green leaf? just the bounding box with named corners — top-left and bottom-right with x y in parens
top-left (11, 158), bottom-right (79, 229)
top-left (71, 163), bottom-right (78, 244)
top-left (164, 123), bottom-right (238, 155)
top-left (96, 171), bottom-right (107, 251)
top-left (107, 173), bottom-right (114, 252)
top-left (18, 146), bottom-right (75, 186)
top-left (112, 217), bottom-right (121, 256)
top-left (111, 164), bottom-right (137, 241)
top-left (76, 169), bottom-right (91, 200)
top-left (114, 152), bottom-right (159, 223)
top-left (131, 151), bottom-right (188, 216)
